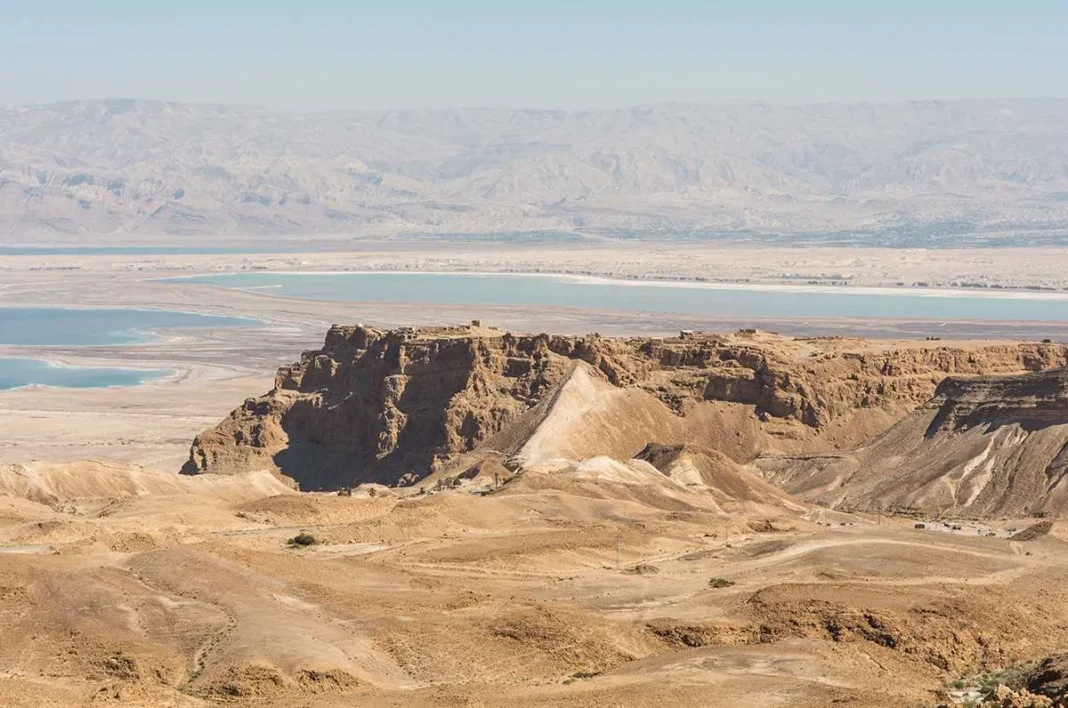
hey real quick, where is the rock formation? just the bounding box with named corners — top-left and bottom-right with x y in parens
top-left (758, 368), bottom-right (1068, 517)
top-left (184, 324), bottom-right (1068, 491)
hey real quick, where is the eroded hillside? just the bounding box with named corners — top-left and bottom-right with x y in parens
top-left (760, 368), bottom-right (1068, 518)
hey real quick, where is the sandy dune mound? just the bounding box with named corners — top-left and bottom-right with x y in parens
top-left (237, 493), bottom-right (398, 526)
top-left (635, 443), bottom-right (806, 512)
top-left (505, 456), bottom-right (715, 513)
top-left (759, 368), bottom-right (1068, 517)
top-left (0, 460), bottom-right (293, 506)
top-left (486, 362), bottom-right (783, 475)
top-left (493, 454), bottom-right (807, 526)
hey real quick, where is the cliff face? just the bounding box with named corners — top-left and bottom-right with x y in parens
top-left (183, 324), bottom-right (1068, 490)
top-left (925, 369), bottom-right (1068, 436)
top-left (184, 325), bottom-right (579, 488)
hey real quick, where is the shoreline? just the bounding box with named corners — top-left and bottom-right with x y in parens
top-left (166, 268), bottom-right (1068, 302)
top-left (0, 355), bottom-right (181, 392)
top-left (0, 302), bottom-right (265, 322)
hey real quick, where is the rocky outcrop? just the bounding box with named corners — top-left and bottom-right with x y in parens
top-left (184, 325), bottom-right (580, 488)
top-left (758, 368), bottom-right (1068, 517)
top-left (926, 370), bottom-right (1068, 436)
top-left (184, 324), bottom-right (1068, 490)
top-left (1027, 653), bottom-right (1068, 703)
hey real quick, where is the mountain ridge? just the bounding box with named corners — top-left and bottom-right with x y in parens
top-left (4, 97), bottom-right (1067, 239)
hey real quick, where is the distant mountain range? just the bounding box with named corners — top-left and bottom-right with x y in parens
top-left (1, 98), bottom-right (1067, 241)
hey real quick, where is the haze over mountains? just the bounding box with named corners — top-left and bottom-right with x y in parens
top-left (2, 98), bottom-right (1067, 241)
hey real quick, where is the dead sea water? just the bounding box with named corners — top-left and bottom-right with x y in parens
top-left (173, 272), bottom-right (1068, 323)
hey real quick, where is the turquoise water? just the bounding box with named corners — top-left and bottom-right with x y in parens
top-left (0, 308), bottom-right (259, 346)
top-left (0, 358), bottom-right (170, 390)
top-left (175, 272), bottom-right (1068, 322)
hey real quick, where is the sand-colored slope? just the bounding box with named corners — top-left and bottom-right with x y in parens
top-left (498, 363), bottom-right (684, 465)
top-left (505, 456), bottom-right (728, 514)
top-left (492, 363), bottom-right (790, 471)
top-left (635, 443), bottom-right (807, 513)
top-left (0, 460), bottom-right (293, 505)
top-left (9, 454), bottom-right (1068, 707)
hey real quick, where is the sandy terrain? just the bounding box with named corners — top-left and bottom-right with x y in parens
top-left (1, 458), bottom-right (1066, 706)
top-left (0, 370), bottom-right (267, 469)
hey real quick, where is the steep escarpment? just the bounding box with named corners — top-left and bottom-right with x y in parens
top-left (184, 325), bottom-right (1068, 490)
top-left (926, 369), bottom-right (1068, 435)
top-left (758, 368), bottom-right (1068, 517)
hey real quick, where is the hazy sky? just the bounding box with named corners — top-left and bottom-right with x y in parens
top-left (2, 0), bottom-right (1066, 110)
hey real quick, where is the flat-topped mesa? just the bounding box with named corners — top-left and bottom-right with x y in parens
top-left (182, 325), bottom-right (1068, 490)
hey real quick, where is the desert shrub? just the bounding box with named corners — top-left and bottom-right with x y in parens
top-left (708, 577), bottom-right (734, 589)
top-left (948, 661), bottom-right (1037, 704)
top-left (288, 532), bottom-right (319, 547)
top-left (623, 564), bottom-right (660, 575)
